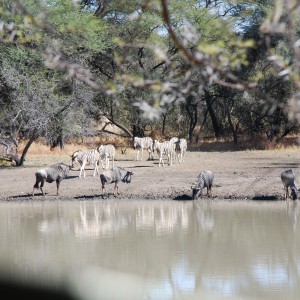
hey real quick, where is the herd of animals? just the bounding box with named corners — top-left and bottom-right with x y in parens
top-left (32, 137), bottom-right (299, 202)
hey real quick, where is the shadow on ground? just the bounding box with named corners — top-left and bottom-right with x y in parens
top-left (74, 194), bottom-right (102, 200)
top-left (252, 195), bottom-right (280, 201)
top-left (173, 194), bottom-right (193, 201)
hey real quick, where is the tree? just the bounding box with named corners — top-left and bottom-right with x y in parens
top-left (1, 0), bottom-right (300, 164)
top-left (0, 0), bottom-right (110, 164)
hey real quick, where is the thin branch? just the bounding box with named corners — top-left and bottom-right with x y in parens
top-left (160, 0), bottom-right (281, 108)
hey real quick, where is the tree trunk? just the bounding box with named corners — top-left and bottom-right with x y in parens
top-left (225, 104), bottom-right (238, 145)
top-left (275, 122), bottom-right (296, 143)
top-left (183, 95), bottom-right (198, 144)
top-left (17, 135), bottom-right (36, 166)
top-left (162, 113), bottom-right (167, 136)
top-left (204, 90), bottom-right (224, 138)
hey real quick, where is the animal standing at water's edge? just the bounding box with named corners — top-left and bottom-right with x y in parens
top-left (191, 170), bottom-right (214, 200)
top-left (281, 169), bottom-right (299, 201)
top-left (100, 166), bottom-right (133, 197)
top-left (32, 163), bottom-right (71, 196)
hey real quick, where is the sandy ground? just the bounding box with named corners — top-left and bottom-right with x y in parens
top-left (0, 148), bottom-right (299, 202)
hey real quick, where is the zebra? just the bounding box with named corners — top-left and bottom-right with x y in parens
top-left (281, 169), bottom-right (298, 201)
top-left (191, 171), bottom-right (214, 200)
top-left (175, 138), bottom-right (187, 164)
top-left (71, 150), bottom-right (84, 168)
top-left (98, 144), bottom-right (116, 170)
top-left (169, 137), bottom-right (187, 164)
top-left (71, 148), bottom-right (100, 178)
top-left (153, 139), bottom-right (174, 167)
top-left (169, 137), bottom-right (179, 165)
top-left (169, 137), bottom-right (179, 144)
top-left (133, 137), bottom-right (154, 161)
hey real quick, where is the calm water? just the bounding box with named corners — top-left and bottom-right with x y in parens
top-left (0, 199), bottom-right (300, 300)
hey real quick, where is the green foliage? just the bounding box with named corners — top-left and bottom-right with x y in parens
top-left (46, 0), bottom-right (109, 54)
top-left (0, 0), bottom-right (299, 151)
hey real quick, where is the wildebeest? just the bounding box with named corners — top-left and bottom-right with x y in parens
top-left (191, 171), bottom-right (214, 200)
top-left (33, 163), bottom-right (71, 196)
top-left (98, 144), bottom-right (116, 170)
top-left (71, 148), bottom-right (100, 178)
top-left (281, 169), bottom-right (298, 201)
top-left (100, 166), bottom-right (133, 197)
top-left (133, 137), bottom-right (154, 161)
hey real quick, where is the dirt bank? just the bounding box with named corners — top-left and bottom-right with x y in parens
top-left (0, 148), bottom-right (299, 202)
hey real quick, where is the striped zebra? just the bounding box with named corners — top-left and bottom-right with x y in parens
top-left (98, 144), bottom-right (116, 170)
top-left (71, 150), bottom-right (84, 168)
top-left (169, 137), bottom-right (179, 165)
top-left (169, 137), bottom-right (187, 164)
top-left (153, 139), bottom-right (174, 167)
top-left (71, 148), bottom-right (100, 178)
top-left (175, 138), bottom-right (187, 164)
top-left (133, 137), bottom-right (154, 161)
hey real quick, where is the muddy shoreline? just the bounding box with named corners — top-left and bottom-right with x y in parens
top-left (0, 149), bottom-right (299, 203)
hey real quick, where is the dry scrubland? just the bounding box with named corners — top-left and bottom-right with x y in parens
top-left (0, 140), bottom-right (299, 202)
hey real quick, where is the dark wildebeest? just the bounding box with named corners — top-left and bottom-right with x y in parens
top-left (33, 163), bottom-right (71, 196)
top-left (191, 171), bottom-right (214, 200)
top-left (100, 166), bottom-right (133, 197)
top-left (281, 169), bottom-right (298, 201)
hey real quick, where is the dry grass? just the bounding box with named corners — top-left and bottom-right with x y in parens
top-left (1, 134), bottom-right (298, 168)
top-left (14, 141), bottom-right (137, 167)
top-left (18, 141), bottom-right (89, 156)
top-left (190, 135), bottom-right (300, 152)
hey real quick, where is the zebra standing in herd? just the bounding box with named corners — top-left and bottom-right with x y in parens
top-left (71, 144), bottom-right (116, 178)
top-left (71, 148), bottom-right (101, 178)
top-left (153, 139), bottom-right (174, 167)
top-left (175, 138), bottom-right (187, 164)
top-left (153, 137), bottom-right (188, 167)
top-left (98, 144), bottom-right (116, 170)
top-left (133, 136), bottom-right (154, 161)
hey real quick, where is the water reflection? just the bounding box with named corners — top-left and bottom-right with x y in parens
top-left (74, 202), bottom-right (129, 238)
top-left (0, 200), bottom-right (300, 299)
top-left (193, 200), bottom-right (214, 231)
top-left (287, 201), bottom-right (299, 232)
